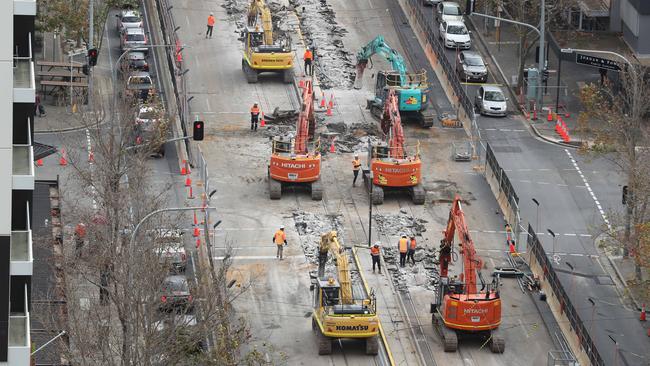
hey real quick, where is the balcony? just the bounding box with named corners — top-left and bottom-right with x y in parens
top-left (13, 34), bottom-right (35, 104)
top-left (13, 118), bottom-right (34, 190)
top-left (8, 285), bottom-right (31, 366)
top-left (14, 0), bottom-right (37, 16)
top-left (10, 230), bottom-right (32, 276)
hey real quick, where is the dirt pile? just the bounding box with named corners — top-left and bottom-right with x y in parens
top-left (289, 0), bottom-right (355, 89)
top-left (373, 209), bottom-right (428, 237)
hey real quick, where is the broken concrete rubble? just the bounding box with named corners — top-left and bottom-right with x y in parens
top-left (373, 210), bottom-right (428, 237)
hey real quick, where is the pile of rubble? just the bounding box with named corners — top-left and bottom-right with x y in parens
top-left (382, 246), bottom-right (440, 292)
top-left (373, 209), bottom-right (428, 237)
top-left (292, 210), bottom-right (345, 264)
top-left (289, 0), bottom-right (355, 89)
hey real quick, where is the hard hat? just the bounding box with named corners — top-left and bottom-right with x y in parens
top-left (410, 235), bottom-right (415, 238)
top-left (254, 103), bottom-right (258, 106)
top-left (210, 12), bottom-right (214, 15)
top-left (354, 153), bottom-right (359, 157)
top-left (401, 234), bottom-right (407, 238)
top-left (280, 225), bottom-right (285, 229)
top-left (374, 241), bottom-right (380, 247)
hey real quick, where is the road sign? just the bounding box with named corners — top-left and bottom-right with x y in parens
top-left (575, 53), bottom-right (621, 71)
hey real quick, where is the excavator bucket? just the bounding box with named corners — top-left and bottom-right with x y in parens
top-left (354, 60), bottom-right (368, 90)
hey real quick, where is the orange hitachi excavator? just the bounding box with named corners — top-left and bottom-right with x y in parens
top-left (431, 195), bottom-right (504, 353)
top-left (363, 88), bottom-right (424, 205)
top-left (268, 79), bottom-right (322, 200)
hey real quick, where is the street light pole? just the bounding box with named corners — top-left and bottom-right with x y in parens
top-left (532, 198), bottom-right (540, 233)
top-left (536, 0), bottom-right (545, 110)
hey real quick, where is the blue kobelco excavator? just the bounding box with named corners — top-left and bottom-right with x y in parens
top-left (355, 35), bottom-right (434, 127)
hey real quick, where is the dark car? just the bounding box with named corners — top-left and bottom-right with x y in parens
top-left (456, 51), bottom-right (488, 82)
top-left (122, 51), bottom-right (149, 72)
top-left (159, 275), bottom-right (193, 311)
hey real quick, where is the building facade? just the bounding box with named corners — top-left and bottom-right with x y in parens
top-left (1, 1), bottom-right (36, 365)
top-left (615, 0), bottom-right (650, 56)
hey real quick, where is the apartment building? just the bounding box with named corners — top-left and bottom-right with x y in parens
top-left (1, 0), bottom-right (36, 365)
top-left (610, 0), bottom-right (650, 56)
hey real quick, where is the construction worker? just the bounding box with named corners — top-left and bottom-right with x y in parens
top-left (74, 223), bottom-right (86, 258)
top-left (352, 153), bottom-right (361, 186)
top-left (303, 48), bottom-right (313, 76)
top-left (273, 225), bottom-right (287, 259)
top-left (407, 235), bottom-right (416, 265)
top-left (398, 234), bottom-right (408, 267)
top-left (206, 12), bottom-right (215, 39)
top-left (250, 103), bottom-right (260, 131)
top-left (371, 242), bottom-right (381, 273)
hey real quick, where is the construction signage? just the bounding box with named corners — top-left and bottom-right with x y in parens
top-left (575, 53), bottom-right (621, 71)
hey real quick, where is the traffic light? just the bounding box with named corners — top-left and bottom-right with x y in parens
top-left (193, 120), bottom-right (204, 141)
top-left (465, 0), bottom-right (475, 15)
top-left (88, 48), bottom-right (98, 67)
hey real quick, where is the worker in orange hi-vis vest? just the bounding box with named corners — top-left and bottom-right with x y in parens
top-left (273, 225), bottom-right (287, 259)
top-left (398, 234), bottom-right (408, 267)
top-left (371, 242), bottom-right (382, 273)
top-left (407, 235), bottom-right (416, 266)
top-left (206, 12), bottom-right (215, 38)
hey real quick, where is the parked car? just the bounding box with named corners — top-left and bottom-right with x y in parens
top-left (422, 0), bottom-right (443, 6)
top-left (475, 86), bottom-right (508, 117)
top-left (456, 51), bottom-right (487, 82)
top-left (121, 51), bottom-right (149, 72)
top-left (125, 71), bottom-right (155, 100)
top-left (439, 20), bottom-right (471, 49)
top-left (116, 10), bottom-right (143, 33)
top-left (153, 314), bottom-right (205, 356)
top-left (151, 229), bottom-right (185, 271)
top-left (159, 275), bottom-right (193, 311)
top-left (120, 27), bottom-right (148, 53)
top-left (133, 104), bottom-right (166, 156)
top-left (436, 1), bottom-right (464, 23)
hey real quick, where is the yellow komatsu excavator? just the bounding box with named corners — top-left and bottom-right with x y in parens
top-left (310, 231), bottom-right (379, 355)
top-left (242, 0), bottom-right (293, 83)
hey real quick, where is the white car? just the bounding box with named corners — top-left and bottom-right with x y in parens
top-left (436, 2), bottom-right (464, 23)
top-left (439, 20), bottom-right (471, 49)
top-left (120, 27), bottom-right (148, 53)
top-left (116, 10), bottom-right (143, 33)
top-left (475, 86), bottom-right (508, 117)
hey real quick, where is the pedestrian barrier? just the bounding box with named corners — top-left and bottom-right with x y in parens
top-left (528, 225), bottom-right (605, 365)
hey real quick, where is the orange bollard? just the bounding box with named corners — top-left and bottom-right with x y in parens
top-left (193, 226), bottom-right (200, 237)
top-left (188, 186), bottom-right (195, 199)
top-left (59, 149), bottom-right (68, 166)
top-left (196, 238), bottom-right (201, 248)
top-left (547, 108), bottom-right (553, 122)
top-left (180, 159), bottom-right (187, 175)
top-left (329, 140), bottom-right (336, 153)
top-left (185, 176), bottom-right (192, 187)
top-left (641, 304), bottom-right (647, 321)
top-left (193, 211), bottom-right (198, 226)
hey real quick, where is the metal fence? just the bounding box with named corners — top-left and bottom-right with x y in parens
top-left (486, 143), bottom-right (518, 208)
top-left (527, 225), bottom-right (605, 366)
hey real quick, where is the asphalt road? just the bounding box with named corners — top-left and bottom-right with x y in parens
top-left (407, 1), bottom-right (650, 364)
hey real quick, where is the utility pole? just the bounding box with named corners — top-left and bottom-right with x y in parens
top-left (88, 0), bottom-right (94, 108)
top-left (536, 0), bottom-right (545, 110)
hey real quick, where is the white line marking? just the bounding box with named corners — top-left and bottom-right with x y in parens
top-left (537, 182), bottom-right (550, 185)
top-left (564, 233), bottom-right (577, 237)
top-left (565, 149), bottom-right (611, 231)
top-left (580, 234), bottom-right (592, 237)
top-left (557, 184), bottom-right (569, 187)
top-left (520, 180), bottom-right (532, 183)
top-left (214, 255), bottom-right (303, 260)
top-left (518, 169), bottom-right (532, 172)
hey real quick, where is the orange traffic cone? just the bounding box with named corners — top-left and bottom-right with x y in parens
top-left (180, 160), bottom-right (187, 175)
top-left (641, 304), bottom-right (647, 321)
top-left (547, 108), bottom-right (553, 122)
top-left (329, 140), bottom-right (336, 153)
top-left (260, 112), bottom-right (266, 127)
top-left (320, 93), bottom-right (326, 108)
top-left (328, 94), bottom-right (334, 109)
top-left (196, 238), bottom-right (201, 248)
top-left (185, 176), bottom-right (192, 187)
top-left (36, 159), bottom-right (43, 167)
top-left (193, 226), bottom-right (200, 237)
top-left (326, 106), bottom-right (333, 116)
top-left (59, 149), bottom-right (68, 166)
top-left (88, 149), bottom-right (95, 163)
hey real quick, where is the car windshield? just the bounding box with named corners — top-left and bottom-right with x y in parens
top-left (122, 16), bottom-right (141, 23)
top-left (484, 91), bottom-right (505, 101)
top-left (130, 53), bottom-right (145, 60)
top-left (129, 76), bottom-right (152, 85)
top-left (465, 56), bottom-right (484, 66)
top-left (164, 278), bottom-right (188, 292)
top-left (127, 34), bottom-right (145, 42)
top-left (448, 25), bottom-right (467, 35)
top-left (443, 5), bottom-right (461, 15)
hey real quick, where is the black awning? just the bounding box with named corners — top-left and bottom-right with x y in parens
top-left (33, 141), bottom-right (58, 161)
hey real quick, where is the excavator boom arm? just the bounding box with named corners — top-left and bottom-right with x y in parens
top-left (381, 89), bottom-right (405, 159)
top-left (356, 35), bottom-right (408, 84)
top-left (295, 80), bottom-right (315, 154)
top-left (248, 0), bottom-right (273, 45)
top-left (318, 231), bottom-right (352, 304)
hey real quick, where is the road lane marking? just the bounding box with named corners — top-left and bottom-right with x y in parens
top-left (214, 255), bottom-right (303, 260)
top-left (565, 149), bottom-right (612, 231)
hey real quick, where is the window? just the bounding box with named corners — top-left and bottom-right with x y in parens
top-left (127, 34), bottom-right (145, 42)
top-left (443, 4), bottom-right (461, 15)
top-left (484, 91), bottom-right (505, 102)
top-left (465, 56), bottom-right (484, 66)
top-left (447, 25), bottom-right (468, 35)
top-left (122, 16), bottom-right (141, 23)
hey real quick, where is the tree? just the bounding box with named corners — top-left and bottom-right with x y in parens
top-left (579, 63), bottom-right (650, 281)
top-left (31, 83), bottom-right (282, 364)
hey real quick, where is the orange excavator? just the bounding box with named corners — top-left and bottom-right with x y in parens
top-left (268, 79), bottom-right (322, 200)
top-left (363, 88), bottom-right (424, 204)
top-left (431, 195), bottom-right (504, 353)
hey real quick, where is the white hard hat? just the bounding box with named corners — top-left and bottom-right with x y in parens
top-left (401, 233), bottom-right (407, 238)
top-left (210, 12), bottom-right (214, 15)
top-left (280, 225), bottom-right (285, 229)
top-left (354, 152), bottom-right (359, 156)
top-left (374, 241), bottom-right (380, 247)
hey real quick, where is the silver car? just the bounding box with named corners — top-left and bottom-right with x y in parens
top-left (120, 27), bottom-right (148, 53)
top-left (475, 86), bottom-right (508, 117)
top-left (457, 51), bottom-right (488, 82)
